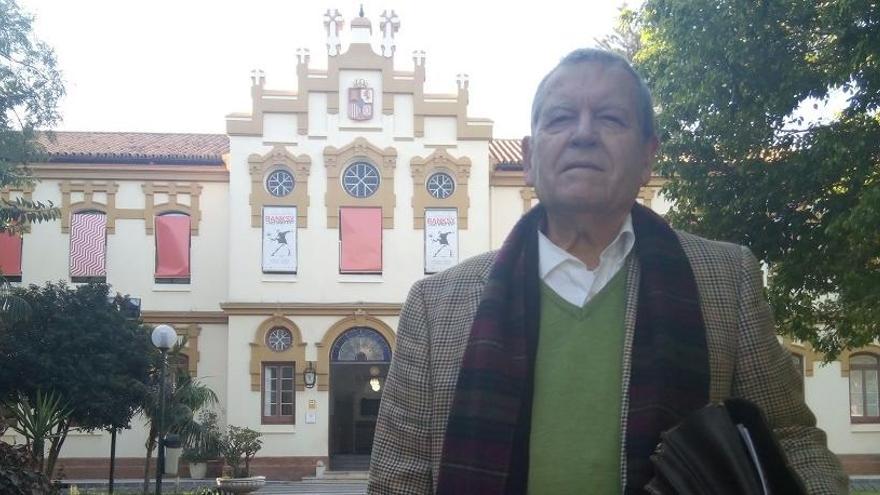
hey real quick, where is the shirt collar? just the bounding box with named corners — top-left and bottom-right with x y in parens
top-left (538, 213), bottom-right (635, 277)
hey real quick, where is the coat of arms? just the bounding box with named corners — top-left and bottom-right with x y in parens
top-left (348, 79), bottom-right (374, 121)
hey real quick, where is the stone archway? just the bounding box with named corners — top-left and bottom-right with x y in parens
top-left (320, 322), bottom-right (393, 468)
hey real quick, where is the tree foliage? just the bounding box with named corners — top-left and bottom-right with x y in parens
top-left (0, 282), bottom-right (153, 475)
top-left (139, 360), bottom-right (218, 494)
top-left (594, 3), bottom-right (641, 62)
top-left (0, 0), bottom-right (64, 233)
top-left (634, 0), bottom-right (880, 357)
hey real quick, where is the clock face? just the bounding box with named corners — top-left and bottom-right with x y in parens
top-left (426, 172), bottom-right (455, 199)
top-left (266, 169), bottom-right (295, 197)
top-left (266, 327), bottom-right (293, 352)
top-left (342, 162), bottom-right (380, 198)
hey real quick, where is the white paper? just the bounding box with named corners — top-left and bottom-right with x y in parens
top-left (262, 206), bottom-right (297, 273)
top-left (424, 209), bottom-right (458, 274)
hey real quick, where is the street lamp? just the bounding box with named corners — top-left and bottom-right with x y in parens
top-left (151, 324), bottom-right (176, 495)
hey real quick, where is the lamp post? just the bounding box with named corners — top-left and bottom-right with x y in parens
top-left (151, 324), bottom-right (177, 495)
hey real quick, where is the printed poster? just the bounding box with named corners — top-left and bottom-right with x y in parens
top-left (262, 206), bottom-right (297, 273)
top-left (424, 208), bottom-right (458, 274)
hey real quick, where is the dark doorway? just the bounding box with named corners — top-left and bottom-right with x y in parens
top-left (328, 327), bottom-right (391, 470)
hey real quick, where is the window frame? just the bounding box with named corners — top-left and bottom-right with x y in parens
top-left (261, 361), bottom-right (296, 425)
top-left (154, 212), bottom-right (192, 284)
top-left (791, 352), bottom-right (805, 394)
top-left (850, 353), bottom-right (880, 424)
top-left (0, 232), bottom-right (23, 282)
top-left (69, 210), bottom-right (108, 283)
top-left (338, 207), bottom-right (383, 274)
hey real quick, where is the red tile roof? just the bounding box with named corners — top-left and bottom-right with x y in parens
top-left (37, 131), bottom-right (228, 165)
top-left (36, 131), bottom-right (524, 169)
top-left (489, 138), bottom-right (523, 170)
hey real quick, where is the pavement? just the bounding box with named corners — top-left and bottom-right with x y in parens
top-left (60, 476), bottom-right (880, 494)
top-left (60, 479), bottom-right (367, 495)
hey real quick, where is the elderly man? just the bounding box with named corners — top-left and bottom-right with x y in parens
top-left (368, 49), bottom-right (847, 494)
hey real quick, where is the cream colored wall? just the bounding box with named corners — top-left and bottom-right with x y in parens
top-left (806, 361), bottom-right (880, 454)
top-left (226, 108), bottom-right (491, 305)
top-left (489, 186), bottom-right (527, 249)
top-left (224, 315), bottom-right (399, 457)
top-left (20, 180), bottom-right (229, 312)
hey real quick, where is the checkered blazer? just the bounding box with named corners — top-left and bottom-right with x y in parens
top-left (368, 231), bottom-right (848, 494)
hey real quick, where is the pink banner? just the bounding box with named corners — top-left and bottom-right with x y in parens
top-left (0, 232), bottom-right (22, 277)
top-left (340, 207), bottom-right (382, 272)
top-left (155, 214), bottom-right (191, 278)
top-left (70, 212), bottom-right (107, 277)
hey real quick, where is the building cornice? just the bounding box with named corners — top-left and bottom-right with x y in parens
top-left (220, 302), bottom-right (402, 316)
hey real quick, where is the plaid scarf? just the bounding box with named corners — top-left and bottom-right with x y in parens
top-left (436, 203), bottom-right (709, 494)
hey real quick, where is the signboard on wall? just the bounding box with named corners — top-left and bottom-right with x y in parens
top-left (424, 208), bottom-right (458, 274)
top-left (262, 206), bottom-right (297, 273)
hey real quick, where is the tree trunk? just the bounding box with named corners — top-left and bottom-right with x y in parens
top-left (45, 420), bottom-right (69, 478)
top-left (141, 423), bottom-right (157, 495)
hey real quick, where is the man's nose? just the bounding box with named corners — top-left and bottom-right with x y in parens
top-left (570, 114), bottom-right (598, 147)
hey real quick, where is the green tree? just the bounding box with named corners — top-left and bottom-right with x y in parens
top-left (0, 0), bottom-right (64, 233)
top-left (138, 353), bottom-right (218, 495)
top-left (594, 3), bottom-right (641, 62)
top-left (0, 282), bottom-right (153, 476)
top-left (633, 0), bottom-right (879, 358)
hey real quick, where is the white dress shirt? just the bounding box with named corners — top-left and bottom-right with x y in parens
top-left (537, 214), bottom-right (635, 307)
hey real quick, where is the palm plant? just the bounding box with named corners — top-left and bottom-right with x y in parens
top-left (2, 390), bottom-right (71, 474)
top-left (0, 275), bottom-right (31, 324)
top-left (140, 342), bottom-right (218, 495)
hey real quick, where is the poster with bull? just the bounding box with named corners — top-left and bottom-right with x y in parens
top-left (262, 206), bottom-right (297, 273)
top-left (424, 208), bottom-right (458, 274)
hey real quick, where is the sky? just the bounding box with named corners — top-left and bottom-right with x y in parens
top-left (18, 0), bottom-right (634, 139)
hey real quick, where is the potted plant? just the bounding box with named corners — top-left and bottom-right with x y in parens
top-left (216, 425), bottom-right (264, 493)
top-left (181, 410), bottom-right (221, 480)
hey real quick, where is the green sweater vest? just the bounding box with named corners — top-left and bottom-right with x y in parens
top-left (527, 269), bottom-right (627, 494)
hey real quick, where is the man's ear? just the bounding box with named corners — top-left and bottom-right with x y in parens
top-left (522, 136), bottom-right (535, 186)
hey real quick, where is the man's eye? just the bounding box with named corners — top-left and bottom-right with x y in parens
top-left (545, 114), bottom-right (571, 126)
top-left (601, 115), bottom-right (625, 126)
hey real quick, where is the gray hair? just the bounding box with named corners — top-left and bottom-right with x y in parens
top-left (530, 48), bottom-right (656, 140)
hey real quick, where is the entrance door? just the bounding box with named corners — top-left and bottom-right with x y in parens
top-left (328, 327), bottom-right (391, 468)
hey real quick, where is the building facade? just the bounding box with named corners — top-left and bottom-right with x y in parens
top-left (0, 9), bottom-right (877, 480)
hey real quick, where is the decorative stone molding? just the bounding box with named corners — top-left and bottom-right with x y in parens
top-left (781, 338), bottom-right (822, 377)
top-left (31, 163), bottom-right (229, 183)
top-left (324, 138), bottom-right (397, 229)
top-left (314, 312), bottom-right (397, 392)
top-left (142, 182), bottom-right (203, 236)
top-left (1, 185), bottom-right (34, 233)
top-left (226, 41), bottom-right (492, 141)
top-left (173, 324), bottom-right (202, 377)
top-left (520, 187), bottom-right (538, 213)
top-left (839, 344), bottom-right (880, 377)
top-left (410, 148), bottom-right (471, 229)
top-left (220, 302), bottom-right (401, 316)
top-left (248, 145), bottom-right (312, 228)
top-left (249, 315), bottom-right (307, 391)
top-left (60, 181), bottom-right (121, 234)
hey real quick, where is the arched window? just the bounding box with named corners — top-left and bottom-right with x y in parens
top-left (331, 327), bottom-right (392, 363)
top-left (850, 353), bottom-right (880, 423)
top-left (791, 353), bottom-right (805, 393)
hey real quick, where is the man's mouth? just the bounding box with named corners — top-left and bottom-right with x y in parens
top-left (562, 162), bottom-right (603, 172)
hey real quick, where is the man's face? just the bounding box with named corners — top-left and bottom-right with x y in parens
top-left (523, 62), bottom-right (658, 217)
